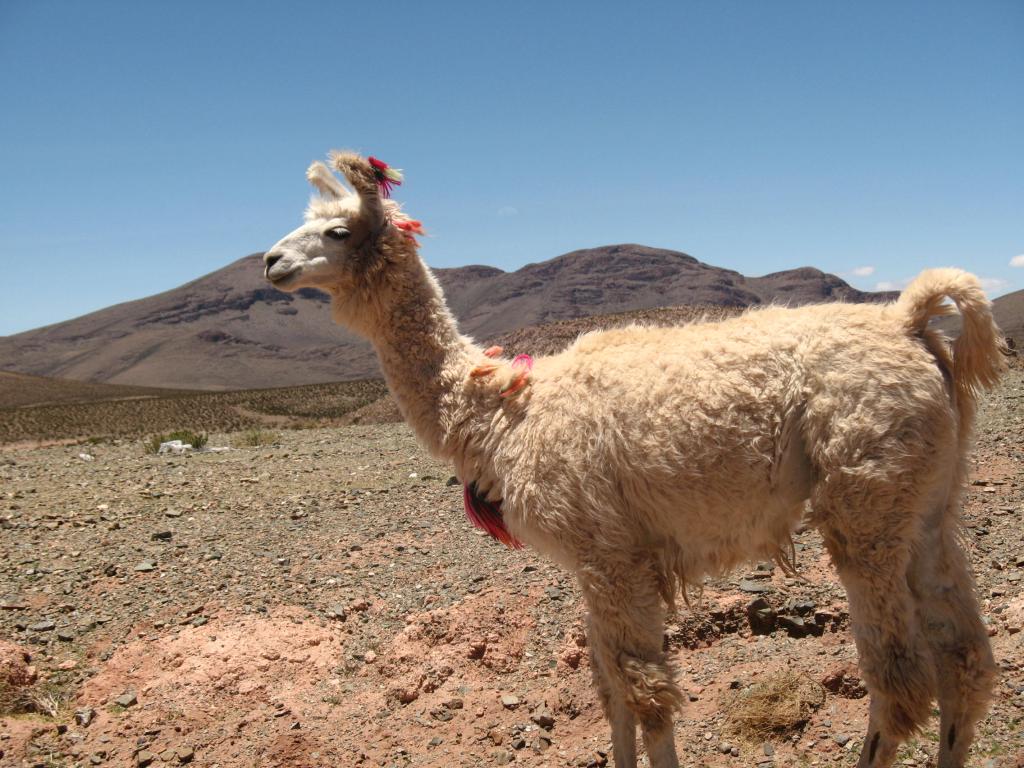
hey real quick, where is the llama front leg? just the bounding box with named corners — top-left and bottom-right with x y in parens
top-left (587, 613), bottom-right (638, 766)
top-left (581, 557), bottom-right (682, 768)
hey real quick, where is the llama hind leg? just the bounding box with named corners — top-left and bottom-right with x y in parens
top-left (817, 508), bottom-right (936, 767)
top-left (581, 557), bottom-right (682, 768)
top-left (909, 511), bottom-right (996, 768)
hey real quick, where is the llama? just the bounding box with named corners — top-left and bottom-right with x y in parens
top-left (262, 151), bottom-right (1004, 768)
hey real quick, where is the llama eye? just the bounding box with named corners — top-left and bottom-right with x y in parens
top-left (324, 227), bottom-right (350, 241)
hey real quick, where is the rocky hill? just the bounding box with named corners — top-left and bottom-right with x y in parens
top-left (0, 245), bottom-right (893, 390)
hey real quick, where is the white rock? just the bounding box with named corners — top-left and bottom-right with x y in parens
top-left (158, 440), bottom-right (193, 455)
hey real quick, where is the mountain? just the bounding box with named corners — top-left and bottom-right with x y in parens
top-left (991, 289), bottom-right (1024, 351)
top-left (0, 245), bottom-right (893, 390)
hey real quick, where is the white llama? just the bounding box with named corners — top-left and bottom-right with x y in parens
top-left (262, 151), bottom-right (1003, 768)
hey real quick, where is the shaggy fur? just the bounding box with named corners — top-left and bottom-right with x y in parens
top-left (262, 151), bottom-right (1005, 768)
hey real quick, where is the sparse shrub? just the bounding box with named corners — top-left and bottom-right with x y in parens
top-left (143, 429), bottom-right (208, 454)
top-left (234, 428), bottom-right (279, 447)
top-left (0, 677), bottom-right (72, 720)
top-left (723, 670), bottom-right (825, 741)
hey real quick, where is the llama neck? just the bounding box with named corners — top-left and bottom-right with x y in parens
top-left (357, 253), bottom-right (477, 458)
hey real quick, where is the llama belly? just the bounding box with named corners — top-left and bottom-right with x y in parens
top-left (660, 434), bottom-right (813, 577)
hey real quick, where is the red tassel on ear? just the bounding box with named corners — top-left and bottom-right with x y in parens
top-left (368, 156), bottom-right (403, 198)
top-left (394, 218), bottom-right (424, 236)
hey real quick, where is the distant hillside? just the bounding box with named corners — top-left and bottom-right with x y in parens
top-left (0, 245), bottom-right (894, 390)
top-left (0, 371), bottom-right (188, 409)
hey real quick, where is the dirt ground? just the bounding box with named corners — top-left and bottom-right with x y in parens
top-left (1, 372), bottom-right (1022, 767)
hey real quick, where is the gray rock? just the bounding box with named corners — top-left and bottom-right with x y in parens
top-left (834, 734), bottom-right (851, 747)
top-left (739, 579), bottom-right (771, 594)
top-left (76, 708), bottom-right (96, 727)
top-left (531, 708), bottom-right (555, 728)
top-left (29, 620), bottom-right (55, 632)
top-left (501, 694), bottom-right (520, 709)
top-left (134, 560), bottom-right (157, 573)
top-left (746, 597), bottom-right (776, 635)
top-left (114, 692), bottom-right (137, 708)
top-left (776, 614), bottom-right (807, 638)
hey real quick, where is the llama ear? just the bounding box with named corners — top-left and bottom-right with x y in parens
top-left (329, 151), bottom-right (385, 226)
top-left (306, 161), bottom-right (351, 199)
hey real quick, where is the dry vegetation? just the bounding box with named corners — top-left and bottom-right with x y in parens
top-left (723, 670), bottom-right (826, 741)
top-left (1, 306), bottom-right (740, 445)
top-left (0, 379), bottom-right (389, 445)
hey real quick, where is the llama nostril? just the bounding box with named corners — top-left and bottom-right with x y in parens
top-left (264, 252), bottom-right (283, 272)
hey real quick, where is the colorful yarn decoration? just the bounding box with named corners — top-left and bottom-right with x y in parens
top-left (394, 218), bottom-right (424, 236)
top-left (463, 482), bottom-right (523, 549)
top-left (368, 156), bottom-right (403, 198)
top-left (499, 354), bottom-right (534, 398)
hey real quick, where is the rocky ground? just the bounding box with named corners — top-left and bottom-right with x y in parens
top-left (0, 372), bottom-right (1022, 768)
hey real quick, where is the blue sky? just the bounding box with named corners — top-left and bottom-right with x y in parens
top-left (1, 0), bottom-right (1021, 336)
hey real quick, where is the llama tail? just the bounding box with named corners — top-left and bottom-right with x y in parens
top-left (895, 268), bottom-right (1006, 398)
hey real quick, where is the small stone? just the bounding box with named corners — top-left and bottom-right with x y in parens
top-left (746, 597), bottom-right (776, 635)
top-left (151, 531), bottom-right (172, 541)
top-left (494, 748), bottom-right (515, 764)
top-left (777, 614), bottom-right (807, 638)
top-left (56, 630), bottom-right (75, 642)
top-left (501, 694), bottom-right (520, 709)
top-left (511, 736), bottom-right (527, 749)
top-left (76, 708), bottom-right (96, 727)
top-left (136, 750), bottom-right (156, 766)
top-left (468, 640), bottom-right (488, 659)
top-left (115, 692), bottom-right (138, 708)
top-left (29, 620), bottom-right (55, 632)
top-left (739, 579), bottom-right (771, 594)
top-left (530, 709), bottom-right (555, 728)
top-left (834, 734), bottom-right (851, 747)
top-left (762, 742), bottom-right (774, 756)
top-left (134, 560), bottom-right (157, 573)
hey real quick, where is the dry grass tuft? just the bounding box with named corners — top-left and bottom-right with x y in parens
top-left (724, 670), bottom-right (826, 741)
top-left (234, 428), bottom-right (280, 447)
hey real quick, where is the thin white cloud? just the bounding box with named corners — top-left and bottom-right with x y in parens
top-left (874, 279), bottom-right (908, 292)
top-left (979, 276), bottom-right (1009, 293)
top-left (497, 206), bottom-right (519, 218)
top-left (851, 265), bottom-right (875, 277)
top-left (1010, 254), bottom-right (1024, 268)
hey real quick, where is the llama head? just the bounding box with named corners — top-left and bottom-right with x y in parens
top-left (263, 151), bottom-right (412, 294)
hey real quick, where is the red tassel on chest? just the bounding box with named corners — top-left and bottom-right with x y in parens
top-left (463, 483), bottom-right (523, 549)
